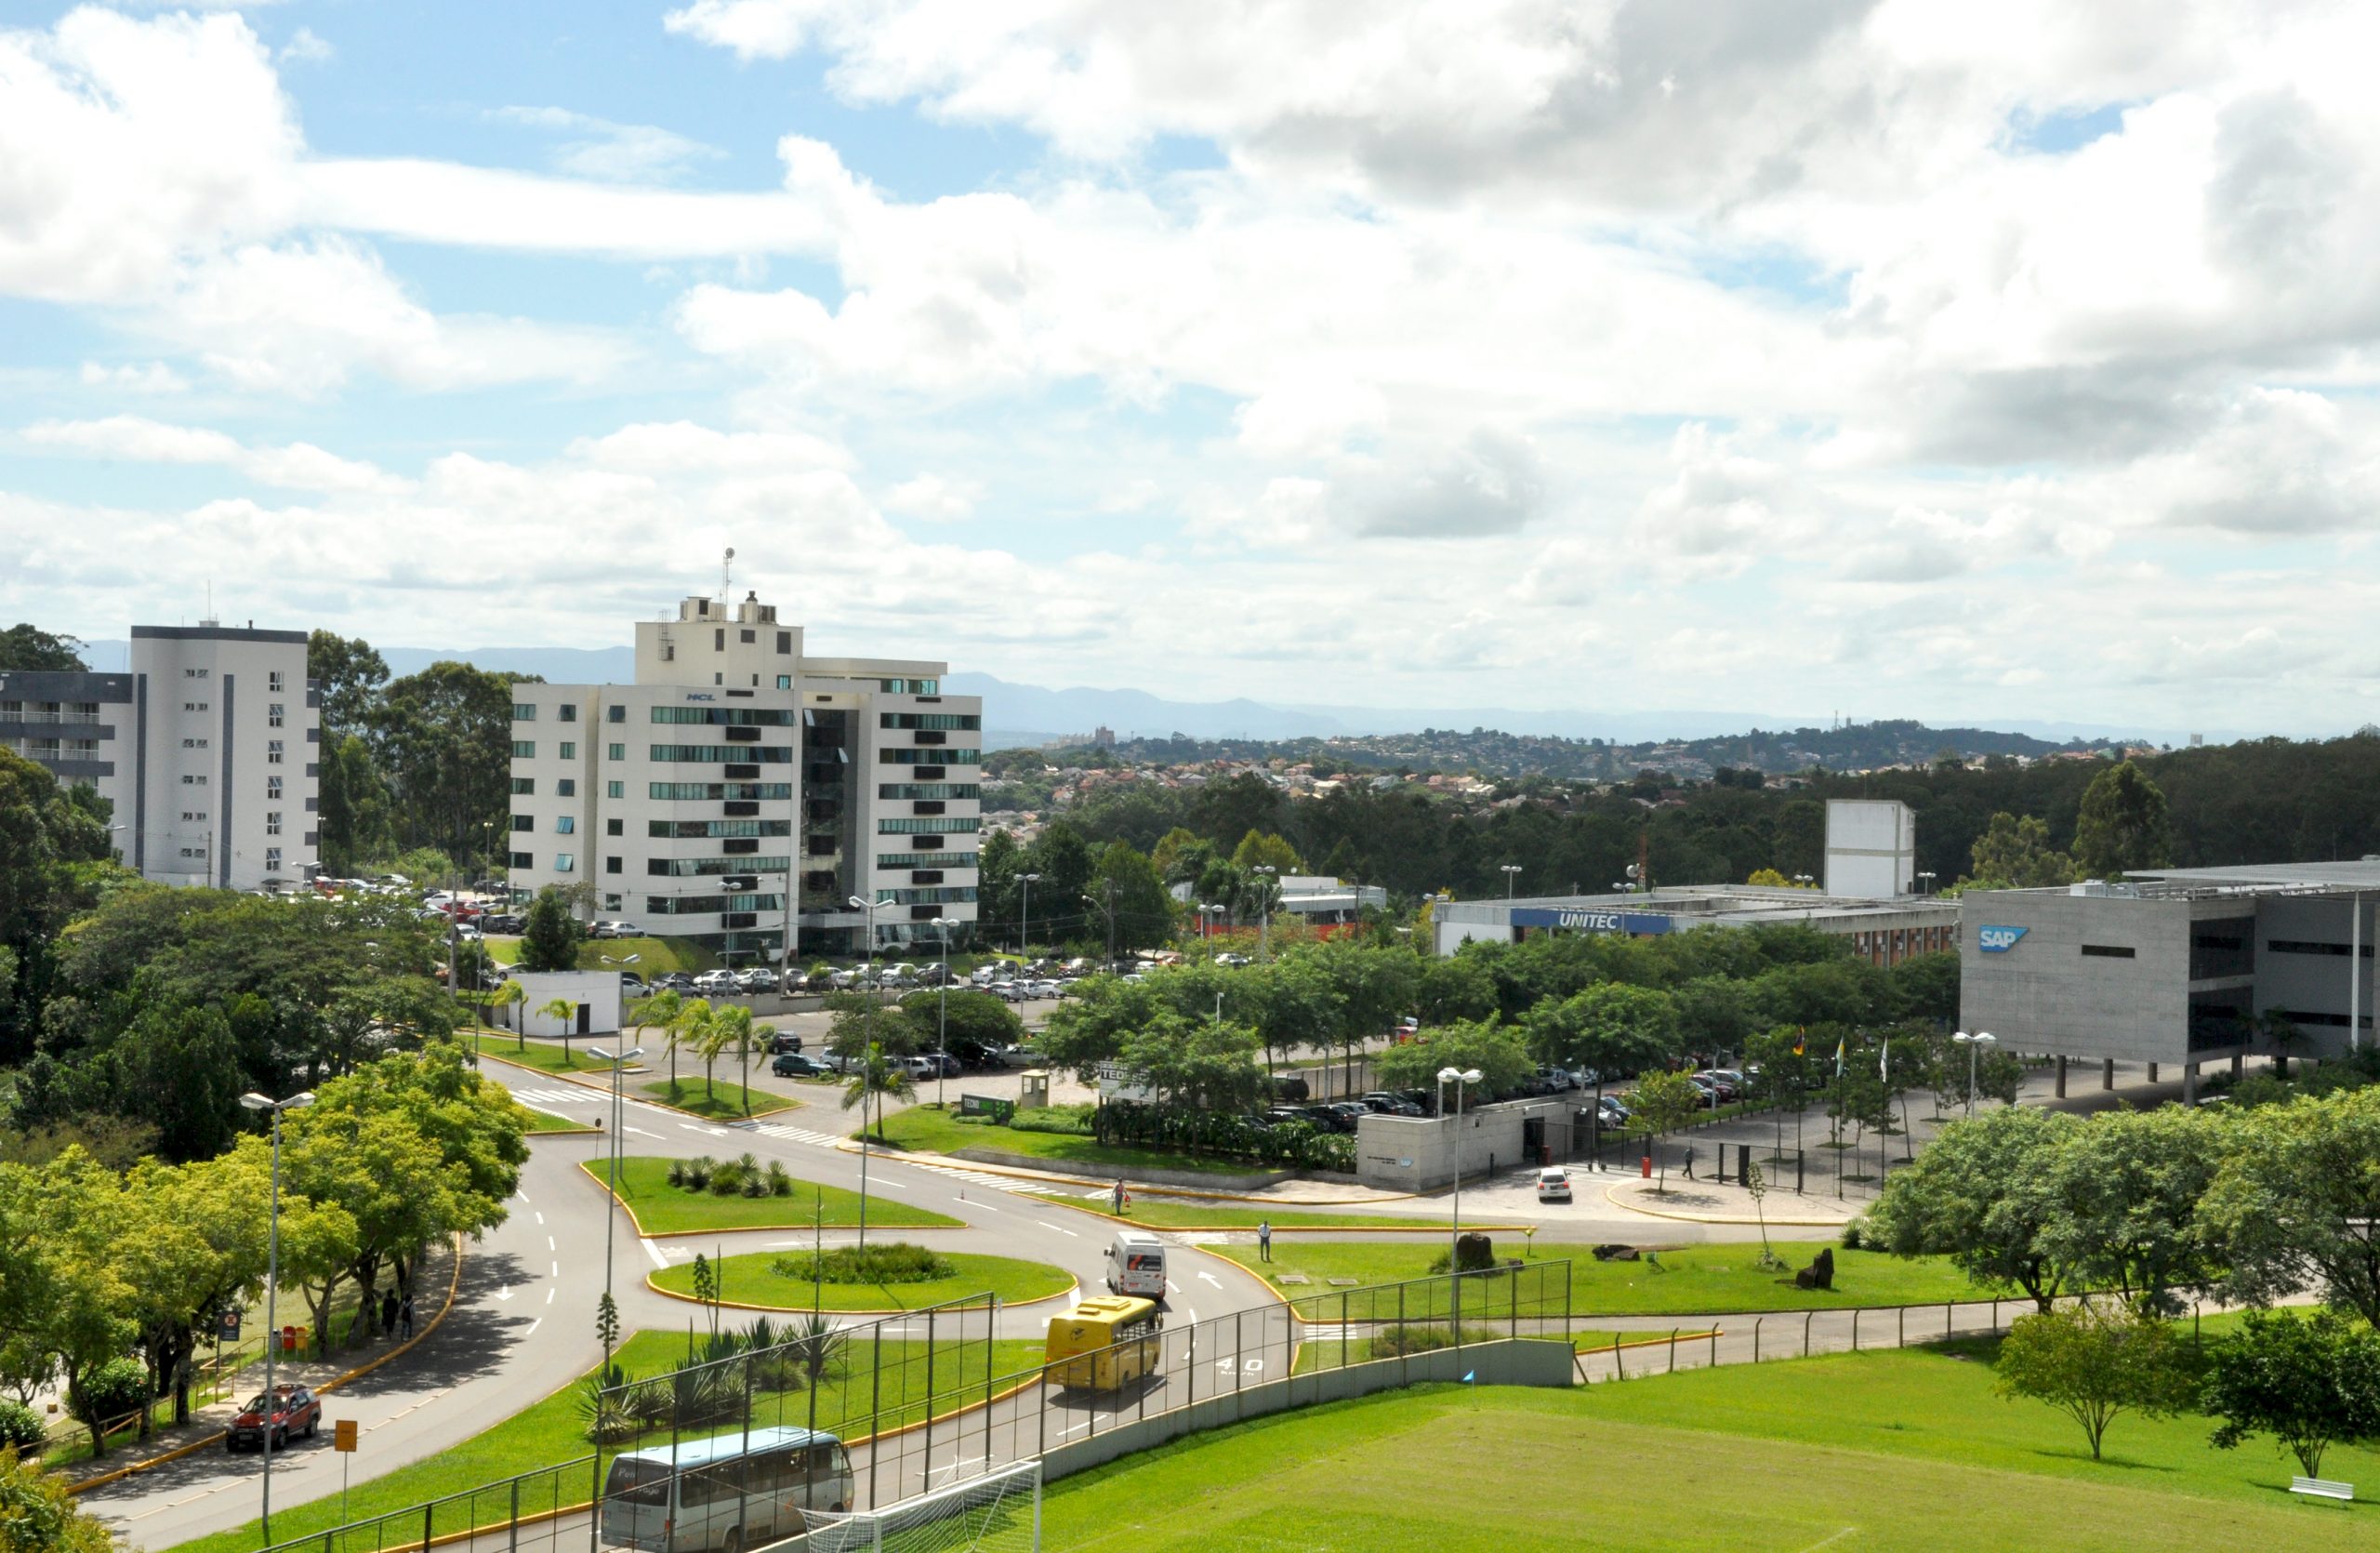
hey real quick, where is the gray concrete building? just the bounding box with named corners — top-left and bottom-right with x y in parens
top-left (1432, 884), bottom-right (1958, 966)
top-left (1960, 860), bottom-right (2380, 1099)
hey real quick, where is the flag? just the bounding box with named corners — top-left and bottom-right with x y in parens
top-left (1879, 1038), bottom-right (1890, 1082)
top-left (1462, 1370), bottom-right (1475, 1385)
top-left (1792, 1028), bottom-right (1805, 1056)
top-left (1832, 1038), bottom-right (1844, 1078)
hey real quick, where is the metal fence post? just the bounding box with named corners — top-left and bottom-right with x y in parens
top-left (1341, 1291), bottom-right (1350, 1369)
top-left (1897, 1307), bottom-right (1905, 1348)
top-left (1804, 1312), bottom-right (1813, 1358)
top-left (1710, 1330), bottom-right (1718, 1366)
top-left (1235, 1308), bottom-right (1245, 1396)
top-left (1852, 1309), bottom-right (1860, 1351)
top-left (509, 1477), bottom-right (520, 1553)
top-left (423, 1505), bottom-right (432, 1553)
top-left (866, 1327), bottom-right (881, 1509)
top-left (922, 1307), bottom-right (936, 1498)
top-left (1753, 1318), bottom-right (1761, 1364)
top-left (1946, 1302), bottom-right (1953, 1341)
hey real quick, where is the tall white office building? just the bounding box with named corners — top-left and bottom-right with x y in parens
top-left (0, 622), bottom-right (319, 890)
top-left (505, 591), bottom-right (982, 961)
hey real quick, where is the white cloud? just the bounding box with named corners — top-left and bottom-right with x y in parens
top-left (883, 472), bottom-right (981, 520)
top-left (491, 106), bottom-right (725, 183)
top-left (23, 414), bottom-right (402, 494)
top-left (79, 361), bottom-right (188, 394)
top-left (276, 26), bottom-right (330, 64)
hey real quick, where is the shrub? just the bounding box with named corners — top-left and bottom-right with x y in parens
top-left (69, 1357), bottom-right (151, 1442)
top-left (577, 1377), bottom-right (637, 1444)
top-left (1839, 1219), bottom-right (1867, 1252)
top-left (770, 1242), bottom-right (953, 1286)
top-left (765, 1161), bottom-right (792, 1197)
top-left (665, 1159), bottom-right (688, 1189)
top-left (739, 1173), bottom-right (768, 1198)
top-left (0, 1398), bottom-right (46, 1451)
top-left (683, 1156), bottom-right (715, 1192)
top-left (708, 1163), bottom-right (745, 1197)
top-left (1369, 1324), bottom-right (1500, 1358)
top-left (1009, 1103), bottom-right (1097, 1136)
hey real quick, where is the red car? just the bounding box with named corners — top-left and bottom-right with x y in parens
top-left (227, 1384), bottom-right (320, 1453)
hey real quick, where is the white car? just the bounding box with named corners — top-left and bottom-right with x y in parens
top-left (1536, 1168), bottom-right (1573, 1203)
top-left (693, 970), bottom-right (740, 995)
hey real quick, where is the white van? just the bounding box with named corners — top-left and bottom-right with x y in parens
top-left (1105, 1230), bottom-right (1168, 1300)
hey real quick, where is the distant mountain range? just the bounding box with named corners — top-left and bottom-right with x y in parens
top-left (86, 639), bottom-right (2248, 750)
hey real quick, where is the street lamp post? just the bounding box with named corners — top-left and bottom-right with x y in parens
top-left (1917, 870), bottom-right (1937, 896)
top-left (1952, 1030), bottom-right (1996, 1117)
top-left (1252, 864), bottom-right (1278, 959)
top-left (585, 1043), bottom-right (645, 1373)
top-left (930, 916), bottom-right (957, 1110)
top-left (1501, 864), bottom-right (1522, 901)
top-left (848, 895), bottom-right (889, 1247)
top-left (237, 1089), bottom-right (315, 1546)
top-left (1018, 872), bottom-right (1041, 962)
top-left (1435, 1067), bottom-right (1483, 1319)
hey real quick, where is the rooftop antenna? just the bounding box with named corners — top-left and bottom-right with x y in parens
top-left (721, 547), bottom-right (735, 601)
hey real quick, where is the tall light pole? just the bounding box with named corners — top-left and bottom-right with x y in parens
top-left (1018, 871), bottom-right (1040, 963)
top-left (1501, 864), bottom-right (1522, 901)
top-left (848, 895), bottom-right (889, 1248)
top-left (1435, 1067), bottom-right (1483, 1315)
top-left (1952, 1030), bottom-right (1996, 1117)
top-left (585, 1043), bottom-right (645, 1373)
top-left (930, 916), bottom-right (956, 1110)
top-left (1252, 864), bottom-right (1278, 959)
top-left (237, 1089), bottom-right (314, 1546)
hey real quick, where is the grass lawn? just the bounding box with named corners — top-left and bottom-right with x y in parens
top-left (871, 1105), bottom-right (1266, 1176)
top-left (1039, 1368), bottom-right (2380, 1551)
top-left (485, 935), bottom-right (719, 973)
top-left (652, 1248), bottom-right (1074, 1312)
top-left (468, 1032), bottom-right (623, 1076)
top-left (1214, 1239), bottom-right (1993, 1318)
top-left (1289, 1331), bottom-right (1676, 1373)
top-left (165, 1327), bottom-right (1045, 1553)
top-left (640, 1077), bottom-right (797, 1119)
top-left (584, 1157), bottom-right (962, 1234)
top-left (523, 1110), bottom-right (595, 1134)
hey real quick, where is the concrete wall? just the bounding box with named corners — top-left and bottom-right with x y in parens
top-left (1356, 1098), bottom-right (1575, 1191)
top-left (1961, 888), bottom-right (2196, 1064)
top-left (1039, 1338), bottom-right (1575, 1483)
top-left (2251, 895), bottom-right (2373, 1059)
top-left (510, 970), bottom-right (624, 1036)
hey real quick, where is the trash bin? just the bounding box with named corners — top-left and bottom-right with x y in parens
top-left (281, 1325), bottom-right (298, 1353)
top-left (1640, 1155), bottom-right (1652, 1179)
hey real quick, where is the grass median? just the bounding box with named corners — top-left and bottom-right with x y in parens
top-left (651, 1246), bottom-right (1075, 1313)
top-left (1039, 1348), bottom-right (2380, 1550)
top-left (583, 1156), bottom-right (962, 1234)
top-left (163, 1326), bottom-right (1044, 1553)
top-left (1071, 1199), bottom-right (1460, 1230)
top-left (869, 1105), bottom-right (1269, 1176)
top-left (1215, 1239), bottom-right (1992, 1318)
top-left (640, 1077), bottom-right (798, 1119)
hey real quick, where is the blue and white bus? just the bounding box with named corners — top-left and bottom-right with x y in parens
top-left (601, 1426), bottom-right (855, 1552)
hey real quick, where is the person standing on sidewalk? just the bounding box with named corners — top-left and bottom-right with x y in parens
top-left (1112, 1178), bottom-right (1128, 1215)
top-left (398, 1294), bottom-right (415, 1339)
top-left (1256, 1220), bottom-right (1273, 1263)
top-left (380, 1288), bottom-right (399, 1338)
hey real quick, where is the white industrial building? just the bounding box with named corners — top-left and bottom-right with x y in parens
top-left (0, 622), bottom-right (318, 891)
top-left (1823, 799), bottom-right (1919, 898)
top-left (507, 590), bottom-right (982, 962)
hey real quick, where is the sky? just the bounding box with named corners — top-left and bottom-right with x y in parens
top-left (5, 1), bottom-right (2380, 735)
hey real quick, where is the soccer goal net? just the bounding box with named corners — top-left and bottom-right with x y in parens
top-left (777, 1461), bottom-right (1041, 1553)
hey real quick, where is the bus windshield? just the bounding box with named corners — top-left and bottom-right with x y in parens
top-left (604, 1458), bottom-right (672, 1507)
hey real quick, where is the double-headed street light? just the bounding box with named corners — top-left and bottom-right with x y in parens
top-left (1952, 1030), bottom-right (1997, 1117)
top-left (1251, 864), bottom-right (1279, 959)
top-left (1501, 864), bottom-right (1523, 901)
top-left (585, 1043), bottom-right (645, 1370)
top-left (1018, 872), bottom-right (1042, 962)
top-left (1435, 1066), bottom-right (1485, 1264)
top-left (930, 916), bottom-right (959, 1109)
top-left (238, 1089), bottom-right (314, 1545)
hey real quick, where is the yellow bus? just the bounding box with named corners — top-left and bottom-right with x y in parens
top-left (1044, 1295), bottom-right (1164, 1390)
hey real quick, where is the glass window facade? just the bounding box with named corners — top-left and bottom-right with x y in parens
top-left (877, 679), bottom-right (939, 694)
top-left (645, 893), bottom-right (785, 915)
top-left (650, 819), bottom-right (794, 838)
top-left (878, 851), bottom-right (980, 869)
top-left (879, 816), bottom-right (982, 834)
top-left (511, 740), bottom-right (536, 758)
top-left (512, 704), bottom-right (536, 721)
top-left (873, 885), bottom-right (978, 905)
top-left (646, 856), bottom-right (792, 876)
top-left (879, 712), bottom-right (981, 730)
top-left (649, 782), bottom-right (795, 801)
top-left (650, 744), bottom-right (794, 763)
top-left (650, 707), bottom-right (796, 725)
top-left (881, 749), bottom-right (981, 764)
top-left (510, 777), bottom-right (535, 795)
top-left (878, 782), bottom-right (980, 800)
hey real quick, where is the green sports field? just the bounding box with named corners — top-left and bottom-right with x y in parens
top-left (1041, 1347), bottom-right (2380, 1550)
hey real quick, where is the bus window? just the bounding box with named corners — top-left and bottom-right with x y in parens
top-left (605, 1459), bottom-right (671, 1507)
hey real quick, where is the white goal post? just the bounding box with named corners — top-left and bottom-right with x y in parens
top-left (767, 1460), bottom-right (1042, 1553)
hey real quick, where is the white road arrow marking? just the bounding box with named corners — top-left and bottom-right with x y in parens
top-left (625, 1125), bottom-right (664, 1138)
top-left (642, 1240), bottom-right (668, 1270)
top-left (1197, 1271), bottom-right (1223, 1289)
top-left (494, 1285), bottom-right (515, 1301)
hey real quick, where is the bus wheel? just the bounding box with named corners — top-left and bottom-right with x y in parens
top-left (721, 1532), bottom-right (743, 1553)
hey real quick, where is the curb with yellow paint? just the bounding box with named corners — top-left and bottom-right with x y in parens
top-left (1051, 1196), bottom-right (1533, 1237)
top-left (65, 1234), bottom-right (467, 1494)
top-left (642, 1270), bottom-right (1081, 1319)
top-left (840, 1140), bottom-right (1423, 1206)
top-left (472, 1047), bottom-right (807, 1124)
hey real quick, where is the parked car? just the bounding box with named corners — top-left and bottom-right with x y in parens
top-left (742, 967), bottom-right (780, 993)
top-left (228, 1384), bottom-right (320, 1453)
top-left (1213, 952), bottom-right (1252, 968)
top-left (693, 970), bottom-right (739, 995)
top-left (1259, 1107), bottom-right (1311, 1128)
top-left (768, 1030), bottom-right (804, 1055)
top-left (1536, 1167), bottom-right (1573, 1203)
top-left (1360, 1092), bottom-right (1423, 1116)
top-left (1535, 1065), bottom-right (1578, 1092)
top-left (1325, 1100), bottom-right (1373, 1130)
top-left (772, 1053), bottom-right (829, 1079)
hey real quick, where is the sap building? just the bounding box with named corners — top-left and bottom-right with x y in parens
top-left (1959, 860), bottom-right (2380, 1101)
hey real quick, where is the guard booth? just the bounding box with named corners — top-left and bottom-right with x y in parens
top-left (1522, 1115), bottom-right (1548, 1168)
top-left (1018, 1069), bottom-right (1051, 1110)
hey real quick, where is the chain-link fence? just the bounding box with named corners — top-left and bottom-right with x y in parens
top-left (257, 1455), bottom-right (596, 1553)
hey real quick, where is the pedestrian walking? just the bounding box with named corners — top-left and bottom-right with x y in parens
top-left (1112, 1178), bottom-right (1128, 1215)
top-left (1683, 1144), bottom-right (1696, 1180)
top-left (380, 1288), bottom-right (399, 1337)
top-left (1257, 1220), bottom-right (1273, 1263)
top-left (398, 1294), bottom-right (415, 1339)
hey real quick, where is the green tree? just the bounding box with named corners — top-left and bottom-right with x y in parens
top-left (2037, 1106), bottom-right (2227, 1314)
top-left (113, 999), bottom-right (243, 1163)
top-left (1625, 1069), bottom-right (1706, 1192)
top-left (1964, 812), bottom-right (2077, 889)
top-left (1864, 1106), bottom-right (2079, 1311)
top-left (628, 987), bottom-right (683, 1082)
top-left (492, 980), bottom-right (528, 1048)
top-left (1994, 1302), bottom-right (2198, 1461)
top-left (114, 1151), bottom-right (272, 1426)
top-left (2071, 762), bottom-right (2173, 878)
top-left (1034, 976), bottom-right (1157, 1080)
top-left (896, 989), bottom-right (1023, 1054)
top-left (0, 1435), bottom-right (117, 1552)
top-left (519, 886), bottom-right (585, 973)
top-left (2202, 1309), bottom-right (2380, 1479)
top-left (1086, 842), bottom-right (1177, 955)
top-left (306, 630), bottom-right (390, 737)
top-left (0, 624), bottom-right (88, 672)
top-left (1524, 983), bottom-right (1679, 1093)
top-left (1371, 1016), bottom-right (1532, 1101)
top-left (2202, 1086), bottom-right (2380, 1329)
top-left (316, 733), bottom-right (396, 878)
top-left (368, 660), bottom-right (515, 861)
top-left (1117, 1015), bottom-right (1267, 1112)
top-left (1415, 954), bottom-right (1497, 1025)
top-left (1230, 830), bottom-right (1302, 874)
top-left (1025, 821), bottom-right (1095, 922)
top-left (536, 997), bottom-right (580, 1062)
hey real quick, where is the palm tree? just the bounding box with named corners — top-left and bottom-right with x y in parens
top-left (494, 979), bottom-right (527, 1050)
top-left (538, 996), bottom-right (581, 1064)
top-left (699, 1003), bottom-right (754, 1105)
top-left (668, 999), bottom-right (715, 1100)
top-left (839, 1042), bottom-right (915, 1249)
top-left (629, 987), bottom-right (683, 1084)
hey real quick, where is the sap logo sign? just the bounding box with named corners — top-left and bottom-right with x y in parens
top-left (1978, 925), bottom-right (2030, 953)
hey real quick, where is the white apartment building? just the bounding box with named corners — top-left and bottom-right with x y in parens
top-left (0, 622), bottom-right (319, 890)
top-left (506, 591), bottom-right (982, 961)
